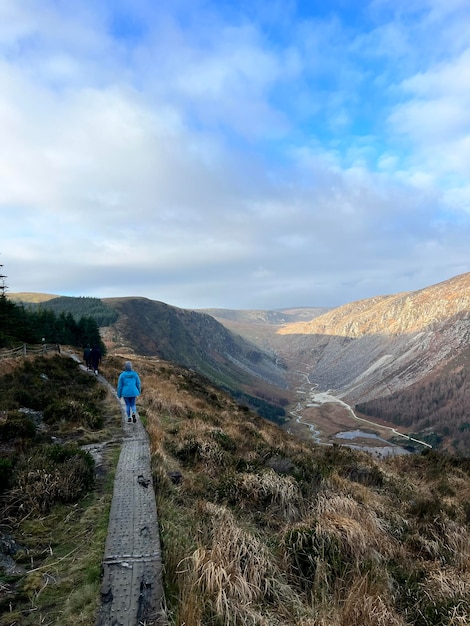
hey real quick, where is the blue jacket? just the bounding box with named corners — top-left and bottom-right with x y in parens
top-left (117, 371), bottom-right (141, 398)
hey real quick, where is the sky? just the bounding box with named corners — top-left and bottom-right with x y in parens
top-left (1, 0), bottom-right (469, 310)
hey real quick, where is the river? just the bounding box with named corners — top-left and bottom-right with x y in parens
top-left (288, 374), bottom-right (430, 456)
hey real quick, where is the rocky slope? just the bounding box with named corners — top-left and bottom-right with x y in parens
top-left (278, 273), bottom-right (470, 338)
top-left (273, 273), bottom-right (469, 404)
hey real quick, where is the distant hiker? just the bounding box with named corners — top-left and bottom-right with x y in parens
top-left (90, 344), bottom-right (102, 375)
top-left (117, 361), bottom-right (141, 423)
top-left (83, 345), bottom-right (92, 370)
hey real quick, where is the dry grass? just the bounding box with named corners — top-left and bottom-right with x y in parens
top-left (100, 354), bottom-right (470, 626)
top-left (236, 470), bottom-right (303, 520)
top-left (314, 493), bottom-right (398, 561)
top-left (338, 574), bottom-right (404, 626)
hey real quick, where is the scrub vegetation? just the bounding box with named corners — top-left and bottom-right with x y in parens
top-left (1, 348), bottom-right (469, 625)
top-left (101, 355), bottom-right (470, 626)
top-left (0, 352), bottom-right (122, 625)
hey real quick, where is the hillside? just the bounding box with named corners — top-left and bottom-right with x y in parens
top-left (355, 345), bottom-right (470, 456)
top-left (102, 296), bottom-right (290, 423)
top-left (196, 275), bottom-right (469, 456)
top-left (0, 330), bottom-right (469, 624)
top-left (0, 352), bottom-right (122, 625)
top-left (277, 273), bottom-right (470, 338)
top-left (102, 353), bottom-right (470, 626)
top-left (7, 292), bottom-right (59, 303)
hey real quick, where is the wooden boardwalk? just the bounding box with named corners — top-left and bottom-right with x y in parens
top-left (96, 381), bottom-right (166, 626)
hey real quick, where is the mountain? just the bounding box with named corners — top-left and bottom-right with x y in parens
top-left (233, 273), bottom-right (468, 455)
top-left (278, 272), bottom-right (469, 337)
top-left (198, 306), bottom-right (330, 350)
top-left (273, 272), bottom-right (469, 399)
top-left (9, 273), bottom-right (469, 455)
top-left (101, 296), bottom-right (290, 423)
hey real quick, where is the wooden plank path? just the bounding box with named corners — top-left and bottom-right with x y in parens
top-left (95, 376), bottom-right (167, 626)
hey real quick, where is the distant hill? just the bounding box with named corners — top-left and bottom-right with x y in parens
top-left (8, 292), bottom-right (59, 303)
top-left (200, 307), bottom-right (330, 325)
top-left (199, 307), bottom-right (330, 350)
top-left (8, 294), bottom-right (118, 326)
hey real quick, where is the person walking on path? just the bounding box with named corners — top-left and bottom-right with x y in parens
top-left (117, 360), bottom-right (141, 423)
top-left (83, 345), bottom-right (92, 370)
top-left (90, 344), bottom-right (102, 375)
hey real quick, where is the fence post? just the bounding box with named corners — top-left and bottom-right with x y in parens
top-left (23, 344), bottom-right (27, 357)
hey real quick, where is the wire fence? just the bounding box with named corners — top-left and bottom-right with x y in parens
top-left (0, 343), bottom-right (62, 361)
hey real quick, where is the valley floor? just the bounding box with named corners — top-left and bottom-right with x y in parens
top-left (285, 383), bottom-right (429, 457)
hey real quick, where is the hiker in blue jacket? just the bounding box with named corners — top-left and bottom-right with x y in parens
top-left (117, 360), bottom-right (141, 423)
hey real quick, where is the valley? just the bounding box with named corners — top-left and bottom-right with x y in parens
top-left (207, 272), bottom-right (470, 456)
top-left (285, 378), bottom-right (428, 456)
top-left (8, 271), bottom-right (470, 457)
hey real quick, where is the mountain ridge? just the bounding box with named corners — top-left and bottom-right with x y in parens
top-left (276, 272), bottom-right (470, 337)
top-left (8, 271), bottom-right (469, 455)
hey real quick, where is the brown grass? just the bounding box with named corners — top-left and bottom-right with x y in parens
top-left (100, 353), bottom-right (470, 626)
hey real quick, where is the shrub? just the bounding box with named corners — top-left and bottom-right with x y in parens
top-left (0, 412), bottom-right (36, 442)
top-left (0, 457), bottom-right (13, 493)
top-left (12, 443), bottom-right (95, 512)
top-left (43, 399), bottom-right (103, 429)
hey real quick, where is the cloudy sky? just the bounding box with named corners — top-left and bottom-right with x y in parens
top-left (1, 0), bottom-right (469, 310)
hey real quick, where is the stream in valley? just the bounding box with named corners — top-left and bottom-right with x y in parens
top-left (288, 374), bottom-right (429, 456)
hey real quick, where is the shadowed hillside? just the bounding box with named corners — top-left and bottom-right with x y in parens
top-left (103, 296), bottom-right (290, 423)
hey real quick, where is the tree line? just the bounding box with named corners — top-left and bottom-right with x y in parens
top-left (0, 294), bottom-right (105, 352)
top-left (30, 296), bottom-right (118, 327)
top-left (355, 365), bottom-right (469, 456)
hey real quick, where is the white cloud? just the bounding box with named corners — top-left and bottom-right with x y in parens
top-left (0, 0), bottom-right (468, 308)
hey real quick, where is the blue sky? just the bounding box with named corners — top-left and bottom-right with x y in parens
top-left (1, 0), bottom-right (469, 309)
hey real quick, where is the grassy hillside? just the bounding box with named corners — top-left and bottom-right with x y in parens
top-left (2, 349), bottom-right (469, 625)
top-left (0, 353), bottom-right (122, 625)
top-left (102, 355), bottom-right (470, 626)
top-left (7, 292), bottom-right (59, 303)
